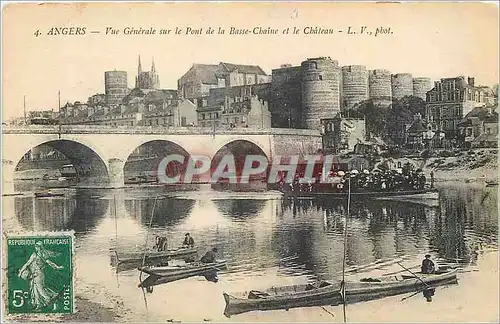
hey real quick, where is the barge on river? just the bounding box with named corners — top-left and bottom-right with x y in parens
top-left (280, 187), bottom-right (439, 200)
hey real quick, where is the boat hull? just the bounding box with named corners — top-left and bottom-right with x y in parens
top-left (111, 247), bottom-right (198, 264)
top-left (223, 270), bottom-right (458, 317)
top-left (138, 260), bottom-right (227, 288)
top-left (282, 188), bottom-right (439, 200)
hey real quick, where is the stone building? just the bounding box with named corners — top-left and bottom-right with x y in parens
top-left (196, 84), bottom-right (271, 128)
top-left (341, 65), bottom-right (369, 111)
top-left (141, 99), bottom-right (198, 127)
top-left (321, 116), bottom-right (366, 154)
top-left (369, 69), bottom-right (392, 106)
top-left (135, 56), bottom-right (160, 89)
top-left (426, 76), bottom-right (490, 139)
top-left (391, 73), bottom-right (413, 100)
top-left (178, 62), bottom-right (271, 100)
top-left (457, 105), bottom-right (498, 148)
top-left (301, 57), bottom-right (341, 130)
top-left (88, 93), bottom-right (106, 107)
top-left (105, 70), bottom-right (128, 105)
top-left (270, 64), bottom-right (302, 128)
top-left (412, 77), bottom-right (432, 101)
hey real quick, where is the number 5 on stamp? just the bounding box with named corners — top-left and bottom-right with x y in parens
top-left (6, 233), bottom-right (74, 314)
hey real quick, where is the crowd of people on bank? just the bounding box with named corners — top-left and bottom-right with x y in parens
top-left (279, 165), bottom-right (432, 193)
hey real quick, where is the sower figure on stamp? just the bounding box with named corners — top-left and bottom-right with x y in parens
top-left (18, 241), bottom-right (64, 311)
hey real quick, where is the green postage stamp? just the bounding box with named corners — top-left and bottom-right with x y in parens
top-left (5, 232), bottom-right (75, 315)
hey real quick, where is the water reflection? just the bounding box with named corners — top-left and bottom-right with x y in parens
top-left (214, 199), bottom-right (267, 218)
top-left (4, 183), bottom-right (497, 319)
top-left (125, 197), bottom-right (195, 227)
top-left (14, 195), bottom-right (108, 232)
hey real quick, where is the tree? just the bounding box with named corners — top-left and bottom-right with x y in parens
top-left (349, 99), bottom-right (391, 139)
top-left (386, 96), bottom-right (426, 145)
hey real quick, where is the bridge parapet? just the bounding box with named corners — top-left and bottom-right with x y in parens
top-left (2, 125), bottom-right (321, 136)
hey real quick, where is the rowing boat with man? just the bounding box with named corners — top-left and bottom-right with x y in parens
top-left (222, 268), bottom-right (458, 317)
top-left (138, 259), bottom-right (227, 288)
top-left (110, 247), bottom-right (198, 265)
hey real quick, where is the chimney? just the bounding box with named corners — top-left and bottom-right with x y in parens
top-left (468, 77), bottom-right (475, 87)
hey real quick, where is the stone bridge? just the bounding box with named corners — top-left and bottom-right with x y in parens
top-left (2, 125), bottom-right (322, 192)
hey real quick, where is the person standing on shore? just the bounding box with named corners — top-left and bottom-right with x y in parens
top-left (430, 171), bottom-right (435, 188)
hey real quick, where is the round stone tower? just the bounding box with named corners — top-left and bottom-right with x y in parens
top-left (301, 57), bottom-right (340, 130)
top-left (369, 69), bottom-right (392, 106)
top-left (412, 77), bottom-right (432, 100)
top-left (105, 71), bottom-right (128, 106)
top-left (391, 73), bottom-right (413, 100)
top-left (341, 65), bottom-right (369, 111)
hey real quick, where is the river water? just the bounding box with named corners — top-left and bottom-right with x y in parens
top-left (2, 182), bottom-right (498, 322)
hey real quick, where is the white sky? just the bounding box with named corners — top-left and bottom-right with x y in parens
top-left (2, 2), bottom-right (499, 120)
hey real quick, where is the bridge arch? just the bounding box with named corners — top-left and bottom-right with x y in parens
top-left (210, 139), bottom-right (270, 186)
top-left (12, 140), bottom-right (109, 190)
top-left (123, 140), bottom-right (191, 185)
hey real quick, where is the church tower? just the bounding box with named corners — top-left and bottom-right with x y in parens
top-left (135, 55), bottom-right (160, 89)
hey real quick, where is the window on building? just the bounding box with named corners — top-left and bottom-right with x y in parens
top-left (319, 75), bottom-right (323, 81)
top-left (181, 117), bottom-right (187, 127)
top-left (235, 117), bottom-right (239, 124)
top-left (466, 128), bottom-right (472, 136)
top-left (486, 128), bottom-right (491, 134)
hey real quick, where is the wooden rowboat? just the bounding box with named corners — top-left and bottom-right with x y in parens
top-left (111, 247), bottom-right (198, 265)
top-left (222, 269), bottom-right (458, 317)
top-left (138, 259), bottom-right (227, 288)
top-left (281, 188), bottom-right (439, 200)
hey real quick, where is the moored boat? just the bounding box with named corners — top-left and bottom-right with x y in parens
top-left (222, 269), bottom-right (458, 317)
top-left (138, 259), bottom-right (227, 288)
top-left (111, 247), bottom-right (198, 265)
top-left (281, 188), bottom-right (439, 200)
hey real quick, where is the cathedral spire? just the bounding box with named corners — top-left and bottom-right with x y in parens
top-left (138, 55), bottom-right (142, 75)
top-left (151, 57), bottom-right (156, 73)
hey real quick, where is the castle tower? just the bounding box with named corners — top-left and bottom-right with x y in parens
top-left (105, 70), bottom-right (128, 105)
top-left (341, 65), bottom-right (369, 111)
top-left (391, 73), bottom-right (413, 100)
top-left (369, 69), bottom-right (392, 106)
top-left (138, 55), bottom-right (142, 74)
top-left (301, 57), bottom-right (341, 130)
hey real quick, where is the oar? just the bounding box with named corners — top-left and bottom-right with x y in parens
top-left (400, 285), bottom-right (437, 302)
top-left (382, 265), bottom-right (420, 276)
top-left (396, 262), bottom-right (430, 289)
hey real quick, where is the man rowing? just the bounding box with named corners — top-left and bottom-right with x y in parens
top-left (183, 233), bottom-right (195, 248)
top-left (154, 235), bottom-right (168, 252)
top-left (421, 254), bottom-right (436, 274)
top-left (200, 247), bottom-right (218, 264)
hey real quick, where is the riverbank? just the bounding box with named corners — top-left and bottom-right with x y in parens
top-left (393, 149), bottom-right (498, 183)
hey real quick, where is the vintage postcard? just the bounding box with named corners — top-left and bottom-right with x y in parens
top-left (1, 1), bottom-right (498, 323)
